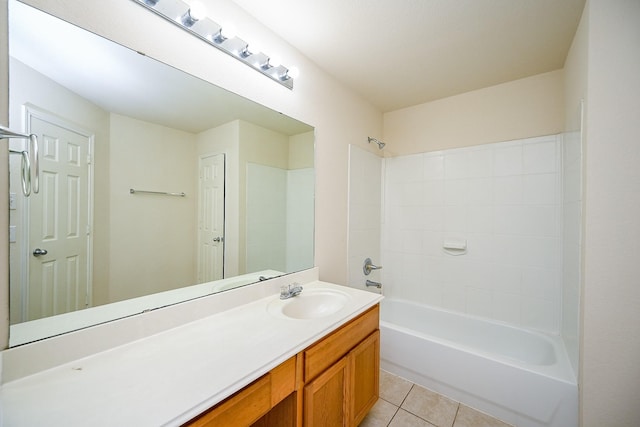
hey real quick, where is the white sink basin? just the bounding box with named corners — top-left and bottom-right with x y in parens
top-left (268, 289), bottom-right (351, 319)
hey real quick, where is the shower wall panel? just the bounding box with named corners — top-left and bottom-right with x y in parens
top-left (347, 145), bottom-right (383, 289)
top-left (382, 135), bottom-right (562, 334)
top-left (561, 130), bottom-right (582, 374)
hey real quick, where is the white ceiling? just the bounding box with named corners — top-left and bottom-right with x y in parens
top-left (9, 1), bottom-right (586, 133)
top-left (231, 0), bottom-right (586, 112)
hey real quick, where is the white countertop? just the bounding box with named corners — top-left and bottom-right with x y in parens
top-left (0, 281), bottom-right (382, 426)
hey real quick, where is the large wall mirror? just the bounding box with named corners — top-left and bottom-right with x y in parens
top-left (7, 1), bottom-right (315, 346)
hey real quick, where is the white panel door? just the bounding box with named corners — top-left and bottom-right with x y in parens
top-left (28, 115), bottom-right (91, 321)
top-left (198, 153), bottom-right (225, 282)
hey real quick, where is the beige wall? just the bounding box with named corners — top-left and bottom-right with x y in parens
top-left (564, 10), bottom-right (588, 134)
top-left (289, 131), bottom-right (315, 169)
top-left (240, 121), bottom-right (290, 169)
top-left (580, 0), bottom-right (640, 425)
top-left (383, 69), bottom-right (565, 155)
top-left (108, 114), bottom-right (198, 302)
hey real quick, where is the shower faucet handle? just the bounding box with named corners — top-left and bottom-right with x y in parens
top-left (363, 258), bottom-right (382, 275)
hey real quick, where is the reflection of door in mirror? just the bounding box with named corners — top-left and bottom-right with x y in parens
top-left (198, 153), bottom-right (225, 282)
top-left (13, 108), bottom-right (94, 323)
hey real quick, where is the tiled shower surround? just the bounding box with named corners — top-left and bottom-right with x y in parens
top-left (382, 135), bottom-right (564, 334)
top-left (349, 133), bottom-right (582, 383)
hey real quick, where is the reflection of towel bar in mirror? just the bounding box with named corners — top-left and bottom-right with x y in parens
top-left (9, 149), bottom-right (31, 196)
top-left (129, 188), bottom-right (186, 197)
top-left (3, 125), bottom-right (39, 197)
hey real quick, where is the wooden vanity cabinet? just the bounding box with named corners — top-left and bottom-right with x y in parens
top-left (349, 330), bottom-right (380, 426)
top-left (302, 305), bottom-right (380, 427)
top-left (303, 357), bottom-right (349, 426)
top-left (185, 356), bottom-right (296, 427)
top-left (185, 304), bottom-right (380, 427)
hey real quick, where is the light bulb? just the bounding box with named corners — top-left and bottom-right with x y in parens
top-left (248, 42), bottom-right (264, 56)
top-left (286, 66), bottom-right (300, 80)
top-left (220, 22), bottom-right (237, 40)
top-left (268, 55), bottom-right (282, 68)
top-left (189, 2), bottom-right (207, 21)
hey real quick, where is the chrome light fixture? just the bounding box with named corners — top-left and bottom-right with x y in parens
top-left (131, 0), bottom-right (297, 89)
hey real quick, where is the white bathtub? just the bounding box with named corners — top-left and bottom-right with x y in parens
top-left (380, 299), bottom-right (578, 427)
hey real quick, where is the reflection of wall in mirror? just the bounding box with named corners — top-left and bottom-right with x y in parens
top-left (199, 120), bottom-right (314, 276)
top-left (109, 114), bottom-right (198, 303)
top-left (9, 58), bottom-right (111, 322)
top-left (286, 167), bottom-right (314, 272)
top-left (287, 132), bottom-right (315, 273)
top-left (246, 164), bottom-right (314, 273)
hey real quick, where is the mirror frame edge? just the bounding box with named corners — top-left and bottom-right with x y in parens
top-left (2, 0), bottom-right (10, 351)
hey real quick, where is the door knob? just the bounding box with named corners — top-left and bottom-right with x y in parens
top-left (212, 237), bottom-right (224, 242)
top-left (33, 248), bottom-right (48, 256)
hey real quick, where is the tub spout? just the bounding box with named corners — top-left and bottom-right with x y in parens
top-left (366, 280), bottom-right (382, 289)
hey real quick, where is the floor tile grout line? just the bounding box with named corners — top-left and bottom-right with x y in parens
top-left (379, 370), bottom-right (512, 427)
top-left (399, 384), bottom-right (415, 408)
top-left (384, 384), bottom-right (414, 427)
top-left (395, 384), bottom-right (445, 427)
top-left (451, 403), bottom-right (461, 427)
top-left (385, 404), bottom-right (400, 427)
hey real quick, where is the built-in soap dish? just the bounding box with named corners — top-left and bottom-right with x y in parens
top-left (443, 239), bottom-right (467, 256)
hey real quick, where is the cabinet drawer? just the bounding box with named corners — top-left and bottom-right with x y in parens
top-left (187, 375), bottom-right (271, 427)
top-left (304, 304), bottom-right (379, 382)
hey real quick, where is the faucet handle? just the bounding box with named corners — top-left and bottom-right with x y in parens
top-left (280, 285), bottom-right (289, 298)
top-left (363, 258), bottom-right (383, 275)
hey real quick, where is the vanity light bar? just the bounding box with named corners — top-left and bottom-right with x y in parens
top-left (131, 0), bottom-right (295, 89)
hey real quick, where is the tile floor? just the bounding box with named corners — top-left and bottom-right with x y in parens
top-left (359, 370), bottom-right (513, 427)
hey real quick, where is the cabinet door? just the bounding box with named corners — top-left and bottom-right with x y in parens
top-left (350, 330), bottom-right (380, 427)
top-left (303, 357), bottom-right (348, 427)
top-left (304, 306), bottom-right (379, 383)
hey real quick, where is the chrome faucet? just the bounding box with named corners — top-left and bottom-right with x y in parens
top-left (366, 280), bottom-right (382, 289)
top-left (363, 258), bottom-right (382, 275)
top-left (280, 283), bottom-right (303, 299)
